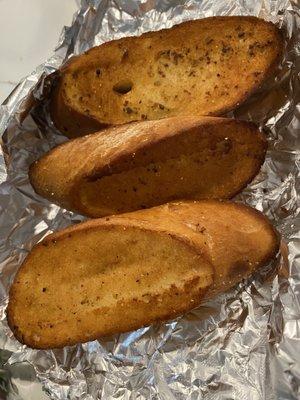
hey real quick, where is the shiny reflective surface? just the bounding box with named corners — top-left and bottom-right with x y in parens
top-left (0, 0), bottom-right (299, 399)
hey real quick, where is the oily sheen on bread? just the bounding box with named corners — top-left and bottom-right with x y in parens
top-left (50, 16), bottom-right (283, 138)
top-left (29, 116), bottom-right (267, 217)
top-left (7, 200), bottom-right (280, 349)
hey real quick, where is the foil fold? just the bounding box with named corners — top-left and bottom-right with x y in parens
top-left (0, 0), bottom-right (299, 399)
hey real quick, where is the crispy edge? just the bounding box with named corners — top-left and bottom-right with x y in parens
top-left (54, 119), bottom-right (267, 217)
top-left (50, 79), bottom-right (107, 138)
top-left (7, 220), bottom-right (213, 348)
top-left (207, 17), bottom-right (284, 116)
top-left (49, 16), bottom-right (284, 137)
top-left (204, 200), bottom-right (281, 298)
top-left (7, 200), bottom-right (280, 348)
top-left (29, 118), bottom-right (267, 217)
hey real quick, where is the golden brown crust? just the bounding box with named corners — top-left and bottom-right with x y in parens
top-left (208, 19), bottom-right (284, 117)
top-left (7, 200), bottom-right (280, 349)
top-left (50, 16), bottom-right (283, 138)
top-left (111, 200), bottom-right (280, 296)
top-left (29, 116), bottom-right (267, 217)
top-left (50, 82), bottom-right (108, 136)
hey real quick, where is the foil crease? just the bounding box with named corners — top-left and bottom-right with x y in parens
top-left (0, 0), bottom-right (299, 399)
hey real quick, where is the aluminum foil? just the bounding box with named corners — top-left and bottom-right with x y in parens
top-left (0, 0), bottom-right (299, 399)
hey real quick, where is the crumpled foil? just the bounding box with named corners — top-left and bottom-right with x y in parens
top-left (0, 0), bottom-right (299, 399)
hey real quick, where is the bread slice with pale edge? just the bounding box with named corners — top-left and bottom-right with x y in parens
top-left (50, 16), bottom-right (283, 138)
top-left (7, 200), bottom-right (279, 349)
top-left (30, 116), bottom-right (267, 217)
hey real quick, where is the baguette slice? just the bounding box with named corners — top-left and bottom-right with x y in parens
top-left (30, 116), bottom-right (266, 217)
top-left (7, 200), bottom-right (279, 349)
top-left (50, 16), bottom-right (283, 138)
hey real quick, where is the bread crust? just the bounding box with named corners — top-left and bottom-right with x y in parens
top-left (29, 116), bottom-right (267, 217)
top-left (50, 16), bottom-right (283, 138)
top-left (7, 200), bottom-right (280, 349)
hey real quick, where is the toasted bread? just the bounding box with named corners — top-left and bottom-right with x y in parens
top-left (50, 16), bottom-right (283, 138)
top-left (30, 116), bottom-right (266, 217)
top-left (7, 200), bottom-right (279, 349)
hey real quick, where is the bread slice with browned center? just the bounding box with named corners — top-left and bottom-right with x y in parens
top-left (50, 16), bottom-right (283, 138)
top-left (30, 116), bottom-right (267, 217)
top-left (7, 200), bottom-right (279, 349)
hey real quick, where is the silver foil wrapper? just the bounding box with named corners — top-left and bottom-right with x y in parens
top-left (0, 0), bottom-right (299, 399)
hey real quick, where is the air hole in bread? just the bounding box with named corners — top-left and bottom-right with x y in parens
top-left (113, 80), bottom-right (133, 95)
